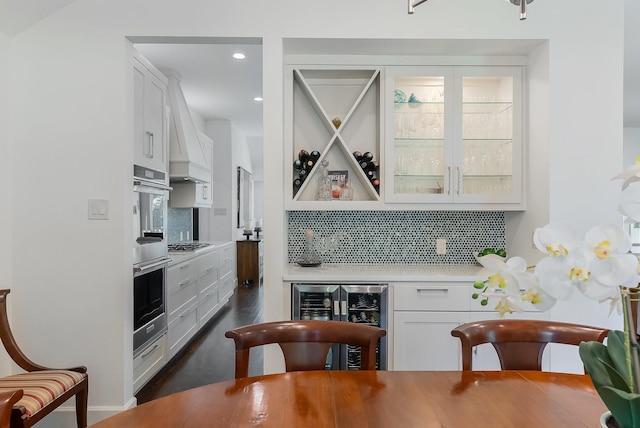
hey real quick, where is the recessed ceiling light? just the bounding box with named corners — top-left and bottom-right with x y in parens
top-left (232, 52), bottom-right (246, 60)
top-left (254, 97), bottom-right (263, 102)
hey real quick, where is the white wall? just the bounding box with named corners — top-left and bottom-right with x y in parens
top-left (0, 32), bottom-right (13, 374)
top-left (624, 127), bottom-right (640, 166)
top-left (2, 0), bottom-right (625, 425)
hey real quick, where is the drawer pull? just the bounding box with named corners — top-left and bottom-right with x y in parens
top-left (416, 288), bottom-right (449, 294)
top-left (140, 344), bottom-right (159, 359)
top-left (334, 301), bottom-right (340, 316)
top-left (179, 279), bottom-right (190, 287)
top-left (179, 264), bottom-right (191, 270)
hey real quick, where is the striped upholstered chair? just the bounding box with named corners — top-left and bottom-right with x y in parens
top-left (0, 289), bottom-right (88, 428)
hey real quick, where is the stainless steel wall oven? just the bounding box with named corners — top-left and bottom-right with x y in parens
top-left (133, 165), bottom-right (171, 356)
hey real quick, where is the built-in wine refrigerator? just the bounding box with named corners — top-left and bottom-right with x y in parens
top-left (291, 283), bottom-right (388, 370)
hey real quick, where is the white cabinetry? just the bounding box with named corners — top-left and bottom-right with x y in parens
top-left (167, 257), bottom-right (199, 359)
top-left (170, 130), bottom-right (214, 208)
top-left (133, 52), bottom-right (168, 174)
top-left (133, 333), bottom-right (167, 393)
top-left (166, 243), bottom-right (236, 360)
top-left (393, 283), bottom-right (469, 371)
top-left (385, 66), bottom-right (524, 209)
top-left (392, 281), bottom-right (547, 371)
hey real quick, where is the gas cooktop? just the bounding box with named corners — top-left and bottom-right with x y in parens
top-left (167, 242), bottom-right (211, 252)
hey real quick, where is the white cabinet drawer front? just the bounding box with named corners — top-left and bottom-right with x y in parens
top-left (133, 333), bottom-right (167, 393)
top-left (197, 289), bottom-right (219, 324)
top-left (394, 283), bottom-right (470, 311)
top-left (198, 266), bottom-right (219, 295)
top-left (198, 251), bottom-right (219, 273)
top-left (168, 303), bottom-right (198, 357)
top-left (219, 245), bottom-right (233, 278)
top-left (393, 311), bottom-right (467, 371)
top-left (218, 278), bottom-right (235, 303)
top-left (167, 279), bottom-right (197, 324)
top-left (168, 261), bottom-right (197, 295)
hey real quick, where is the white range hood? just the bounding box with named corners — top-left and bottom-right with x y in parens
top-left (166, 72), bottom-right (210, 183)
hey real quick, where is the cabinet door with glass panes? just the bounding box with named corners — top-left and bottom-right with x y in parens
top-left (385, 66), bottom-right (523, 207)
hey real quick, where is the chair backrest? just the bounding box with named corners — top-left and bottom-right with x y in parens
top-left (225, 320), bottom-right (386, 378)
top-left (451, 319), bottom-right (609, 371)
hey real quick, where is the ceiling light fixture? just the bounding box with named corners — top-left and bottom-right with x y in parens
top-left (232, 52), bottom-right (246, 60)
top-left (408, 0), bottom-right (533, 20)
top-left (254, 97), bottom-right (263, 102)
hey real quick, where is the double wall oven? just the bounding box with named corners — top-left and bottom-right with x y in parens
top-left (133, 165), bottom-right (171, 356)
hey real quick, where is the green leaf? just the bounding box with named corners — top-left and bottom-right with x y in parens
top-left (607, 330), bottom-right (634, 389)
top-left (598, 387), bottom-right (640, 428)
top-left (580, 341), bottom-right (628, 392)
top-left (473, 281), bottom-right (485, 289)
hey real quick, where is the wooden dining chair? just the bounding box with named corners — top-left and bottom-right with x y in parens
top-left (0, 289), bottom-right (88, 428)
top-left (451, 319), bottom-right (609, 371)
top-left (225, 320), bottom-right (386, 378)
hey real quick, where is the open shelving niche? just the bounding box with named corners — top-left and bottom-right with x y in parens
top-left (287, 67), bottom-right (382, 208)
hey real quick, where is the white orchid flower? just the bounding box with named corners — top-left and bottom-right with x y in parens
top-left (584, 224), bottom-right (639, 287)
top-left (533, 224), bottom-right (581, 257)
top-left (619, 181), bottom-right (640, 223)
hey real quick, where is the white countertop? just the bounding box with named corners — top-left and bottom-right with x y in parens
top-left (167, 241), bottom-right (231, 266)
top-left (283, 263), bottom-right (490, 282)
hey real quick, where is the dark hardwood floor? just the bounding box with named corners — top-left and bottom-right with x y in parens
top-left (136, 282), bottom-right (264, 404)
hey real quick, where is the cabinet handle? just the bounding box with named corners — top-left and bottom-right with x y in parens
top-left (341, 300), bottom-right (347, 316)
top-left (457, 166), bottom-right (462, 195)
top-left (202, 185), bottom-right (208, 200)
top-left (179, 279), bottom-right (190, 287)
top-left (334, 300), bottom-right (340, 316)
top-left (447, 166), bottom-right (452, 195)
top-left (145, 131), bottom-right (154, 158)
top-left (140, 344), bottom-right (159, 359)
top-left (180, 264), bottom-right (191, 270)
top-left (416, 288), bottom-right (449, 294)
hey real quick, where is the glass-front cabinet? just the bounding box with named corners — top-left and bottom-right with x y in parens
top-left (385, 66), bottom-right (523, 206)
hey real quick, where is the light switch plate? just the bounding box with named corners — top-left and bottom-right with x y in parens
top-left (88, 199), bottom-right (109, 220)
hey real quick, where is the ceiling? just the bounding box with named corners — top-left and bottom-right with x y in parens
top-left (1, 0), bottom-right (639, 133)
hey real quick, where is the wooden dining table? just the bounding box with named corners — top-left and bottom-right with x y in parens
top-left (91, 370), bottom-right (607, 427)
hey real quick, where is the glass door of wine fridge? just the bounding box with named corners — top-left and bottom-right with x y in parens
top-left (292, 283), bottom-right (388, 370)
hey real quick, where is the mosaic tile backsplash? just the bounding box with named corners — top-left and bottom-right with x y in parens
top-left (288, 211), bottom-right (505, 265)
top-left (168, 207), bottom-right (193, 243)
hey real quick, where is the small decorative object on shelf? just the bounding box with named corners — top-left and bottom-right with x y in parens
top-left (317, 160), bottom-right (332, 201)
top-left (332, 117), bottom-right (342, 129)
top-left (329, 170), bottom-right (348, 200)
top-left (243, 220), bottom-right (253, 240)
top-left (254, 218), bottom-right (262, 239)
top-left (296, 229), bottom-right (322, 267)
top-left (340, 178), bottom-right (354, 201)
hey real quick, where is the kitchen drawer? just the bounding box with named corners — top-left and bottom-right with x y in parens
top-left (168, 301), bottom-right (198, 359)
top-left (198, 251), bottom-right (219, 295)
top-left (218, 277), bottom-right (235, 303)
top-left (167, 276), bottom-right (197, 324)
top-left (133, 333), bottom-right (167, 393)
top-left (197, 288), bottom-right (219, 326)
top-left (219, 244), bottom-right (233, 279)
top-left (167, 260), bottom-right (198, 295)
top-left (394, 283), bottom-right (470, 311)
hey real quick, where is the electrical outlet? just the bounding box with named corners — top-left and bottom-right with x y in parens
top-left (436, 238), bottom-right (447, 255)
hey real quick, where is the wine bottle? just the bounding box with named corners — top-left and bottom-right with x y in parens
top-left (298, 168), bottom-right (307, 178)
top-left (298, 149), bottom-right (309, 161)
top-left (293, 159), bottom-right (303, 170)
top-left (366, 170), bottom-right (377, 180)
top-left (293, 178), bottom-right (302, 193)
top-left (305, 159), bottom-right (315, 170)
top-left (362, 151), bottom-right (374, 162)
top-left (360, 160), bottom-right (378, 172)
top-left (353, 151), bottom-right (363, 161)
top-left (309, 150), bottom-right (321, 162)
top-left (372, 178), bottom-right (380, 192)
